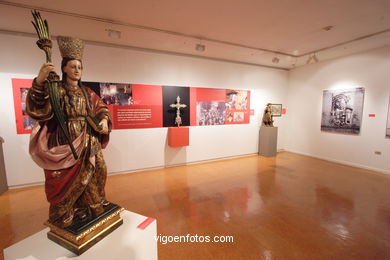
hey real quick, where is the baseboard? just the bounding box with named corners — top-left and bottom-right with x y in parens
top-left (9, 153), bottom-right (260, 189)
top-left (285, 149), bottom-right (390, 175)
top-left (10, 149), bottom-right (387, 189)
top-left (109, 153), bottom-right (259, 175)
top-left (164, 153), bottom-right (259, 168)
top-left (8, 181), bottom-right (44, 189)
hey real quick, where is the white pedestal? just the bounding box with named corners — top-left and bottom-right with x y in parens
top-left (4, 210), bottom-right (157, 260)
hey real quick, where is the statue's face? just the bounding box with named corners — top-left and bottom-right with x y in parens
top-left (63, 59), bottom-right (82, 81)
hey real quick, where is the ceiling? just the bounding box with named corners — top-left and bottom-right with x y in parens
top-left (1, 0), bottom-right (389, 70)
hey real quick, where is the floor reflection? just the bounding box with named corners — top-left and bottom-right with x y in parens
top-left (315, 185), bottom-right (354, 227)
top-left (2, 152), bottom-right (390, 260)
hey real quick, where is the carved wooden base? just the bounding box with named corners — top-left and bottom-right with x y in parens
top-left (46, 203), bottom-right (124, 255)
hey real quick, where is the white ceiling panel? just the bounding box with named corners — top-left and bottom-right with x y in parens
top-left (0, 0), bottom-right (389, 69)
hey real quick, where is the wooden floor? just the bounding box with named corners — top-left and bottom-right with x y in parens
top-left (1, 152), bottom-right (390, 259)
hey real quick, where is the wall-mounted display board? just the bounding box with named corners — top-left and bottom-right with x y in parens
top-left (321, 87), bottom-right (365, 134)
top-left (191, 88), bottom-right (250, 126)
top-left (12, 78), bottom-right (250, 134)
top-left (386, 96), bottom-right (390, 138)
top-left (84, 81), bottom-right (163, 129)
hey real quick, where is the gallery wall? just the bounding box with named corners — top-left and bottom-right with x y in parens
top-left (0, 33), bottom-right (288, 187)
top-left (285, 44), bottom-right (390, 174)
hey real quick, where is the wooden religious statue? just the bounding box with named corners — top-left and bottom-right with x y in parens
top-left (262, 103), bottom-right (274, 127)
top-left (26, 10), bottom-right (123, 255)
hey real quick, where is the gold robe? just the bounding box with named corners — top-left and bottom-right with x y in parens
top-left (27, 79), bottom-right (111, 227)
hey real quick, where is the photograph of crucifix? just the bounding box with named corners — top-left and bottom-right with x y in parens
top-left (163, 86), bottom-right (190, 127)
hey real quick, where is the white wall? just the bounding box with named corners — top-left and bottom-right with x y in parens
top-left (0, 33), bottom-right (288, 187)
top-left (285, 45), bottom-right (390, 174)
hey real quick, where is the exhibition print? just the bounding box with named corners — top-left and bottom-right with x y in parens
top-left (163, 86), bottom-right (190, 127)
top-left (321, 87), bottom-right (365, 134)
top-left (191, 88), bottom-right (250, 126)
top-left (386, 96), bottom-right (390, 138)
top-left (226, 90), bottom-right (248, 110)
top-left (110, 84), bottom-right (163, 129)
top-left (12, 78), bottom-right (251, 133)
top-left (197, 102), bottom-right (226, 125)
top-left (12, 78), bottom-right (36, 134)
top-left (85, 81), bottom-right (163, 129)
top-left (225, 89), bottom-right (250, 124)
top-left (100, 83), bottom-right (133, 105)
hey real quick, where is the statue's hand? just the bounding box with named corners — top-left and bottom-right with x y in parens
top-left (99, 118), bottom-right (109, 134)
top-left (36, 62), bottom-right (56, 86)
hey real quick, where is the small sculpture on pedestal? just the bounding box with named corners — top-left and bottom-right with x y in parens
top-left (262, 103), bottom-right (274, 127)
top-left (169, 96), bottom-right (187, 127)
top-left (259, 103), bottom-right (278, 157)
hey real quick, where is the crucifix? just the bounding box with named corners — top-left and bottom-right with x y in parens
top-left (170, 96), bottom-right (187, 127)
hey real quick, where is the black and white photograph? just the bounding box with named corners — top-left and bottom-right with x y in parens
top-left (21, 103), bottom-right (27, 115)
top-left (321, 87), bottom-right (365, 134)
top-left (100, 83), bottom-right (133, 105)
top-left (386, 96), bottom-right (390, 138)
top-left (197, 102), bottom-right (226, 125)
top-left (23, 117), bottom-right (35, 130)
top-left (20, 88), bottom-right (28, 101)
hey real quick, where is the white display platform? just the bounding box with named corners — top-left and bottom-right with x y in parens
top-left (4, 210), bottom-right (157, 260)
top-left (258, 126), bottom-right (278, 157)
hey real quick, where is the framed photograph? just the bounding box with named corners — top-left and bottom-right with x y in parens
top-left (271, 104), bottom-right (282, 117)
top-left (321, 87), bottom-right (365, 134)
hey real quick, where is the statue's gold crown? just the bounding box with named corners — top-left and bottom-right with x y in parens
top-left (57, 36), bottom-right (84, 60)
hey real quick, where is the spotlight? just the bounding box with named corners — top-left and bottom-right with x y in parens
top-left (106, 29), bottom-right (121, 39)
top-left (322, 25), bottom-right (334, 31)
top-left (195, 44), bottom-right (206, 52)
top-left (313, 53), bottom-right (319, 63)
top-left (306, 53), bottom-right (319, 64)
